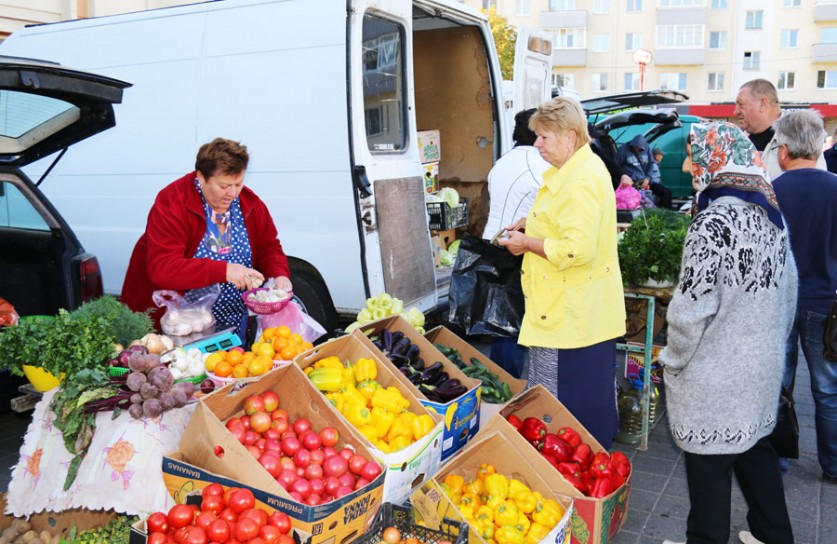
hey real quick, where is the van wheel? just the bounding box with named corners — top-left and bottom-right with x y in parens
top-left (290, 270), bottom-right (339, 337)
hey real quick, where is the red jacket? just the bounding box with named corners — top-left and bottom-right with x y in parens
top-left (121, 172), bottom-right (290, 325)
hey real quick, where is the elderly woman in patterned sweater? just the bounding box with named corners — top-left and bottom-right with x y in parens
top-left (660, 122), bottom-right (797, 544)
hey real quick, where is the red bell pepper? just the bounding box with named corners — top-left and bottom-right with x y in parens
top-left (590, 475), bottom-right (616, 498)
top-left (507, 414), bottom-right (523, 432)
top-left (556, 461), bottom-right (581, 479)
top-left (542, 433), bottom-right (573, 462)
top-left (520, 417), bottom-right (547, 448)
top-left (556, 426), bottom-right (582, 449)
top-left (609, 451), bottom-right (632, 479)
top-left (588, 452), bottom-right (612, 478)
top-left (541, 453), bottom-right (560, 470)
top-left (562, 472), bottom-right (589, 495)
top-left (570, 443), bottom-right (593, 469)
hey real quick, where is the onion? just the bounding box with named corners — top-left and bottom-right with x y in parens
top-left (141, 333), bottom-right (167, 354)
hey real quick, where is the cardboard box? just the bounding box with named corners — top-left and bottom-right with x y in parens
top-left (410, 429), bottom-right (573, 544)
top-left (424, 326), bottom-right (526, 424)
top-left (295, 334), bottom-right (444, 505)
top-left (431, 235), bottom-right (442, 267)
top-left (173, 364), bottom-right (385, 544)
top-left (486, 386), bottom-right (631, 544)
top-left (423, 162), bottom-right (440, 194)
top-left (431, 228), bottom-right (456, 249)
top-left (624, 296), bottom-right (668, 344)
top-left (0, 494), bottom-right (117, 541)
top-left (417, 130), bottom-right (441, 164)
top-left (353, 316), bottom-right (481, 461)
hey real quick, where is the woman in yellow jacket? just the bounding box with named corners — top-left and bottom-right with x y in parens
top-left (499, 98), bottom-right (626, 447)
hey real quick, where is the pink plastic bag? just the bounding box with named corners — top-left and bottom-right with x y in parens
top-left (256, 301), bottom-right (326, 344)
top-left (615, 185), bottom-right (642, 210)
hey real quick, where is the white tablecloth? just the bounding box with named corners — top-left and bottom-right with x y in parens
top-left (6, 389), bottom-right (194, 517)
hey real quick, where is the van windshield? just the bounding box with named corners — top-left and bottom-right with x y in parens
top-left (363, 14), bottom-right (405, 153)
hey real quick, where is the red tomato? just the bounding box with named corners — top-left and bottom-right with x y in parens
top-left (167, 504), bottom-right (196, 530)
top-left (301, 431), bottom-right (321, 451)
top-left (293, 448), bottom-right (311, 468)
top-left (259, 452), bottom-right (282, 478)
top-left (202, 483), bottom-right (225, 498)
top-left (322, 455), bottom-right (348, 478)
top-left (234, 518), bottom-right (260, 541)
top-left (147, 532), bottom-right (168, 544)
top-left (147, 512), bottom-right (169, 534)
top-left (201, 494), bottom-right (225, 515)
top-left (207, 519), bottom-right (231, 543)
top-left (259, 524), bottom-right (283, 544)
top-left (195, 511), bottom-right (217, 531)
top-left (281, 437), bottom-right (301, 457)
top-left (228, 488), bottom-right (256, 514)
top-left (292, 418), bottom-right (312, 435)
top-left (219, 507), bottom-right (238, 523)
top-left (277, 534), bottom-right (295, 544)
top-left (319, 427), bottom-right (339, 448)
top-left (183, 525), bottom-right (208, 544)
top-left (348, 454), bottom-right (367, 476)
top-left (240, 507), bottom-right (269, 528)
top-left (267, 511), bottom-right (292, 534)
top-left (270, 417), bottom-right (289, 434)
top-left (338, 448), bottom-right (354, 462)
top-left (360, 460), bottom-right (383, 482)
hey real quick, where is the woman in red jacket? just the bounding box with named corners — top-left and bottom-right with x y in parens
top-left (121, 138), bottom-right (291, 341)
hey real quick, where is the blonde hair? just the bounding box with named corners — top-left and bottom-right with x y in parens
top-left (529, 97), bottom-right (591, 151)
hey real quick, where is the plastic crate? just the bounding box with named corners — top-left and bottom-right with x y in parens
top-left (351, 503), bottom-right (468, 544)
top-left (427, 198), bottom-right (469, 230)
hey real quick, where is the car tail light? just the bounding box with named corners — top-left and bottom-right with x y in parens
top-left (80, 256), bottom-right (104, 302)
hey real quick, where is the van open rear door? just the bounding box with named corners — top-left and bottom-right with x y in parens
top-left (512, 27), bottom-right (554, 113)
top-left (348, 0), bottom-right (438, 311)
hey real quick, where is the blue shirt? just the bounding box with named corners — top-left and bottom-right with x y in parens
top-left (773, 167), bottom-right (837, 313)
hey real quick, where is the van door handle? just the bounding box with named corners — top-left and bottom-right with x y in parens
top-left (353, 165), bottom-right (372, 198)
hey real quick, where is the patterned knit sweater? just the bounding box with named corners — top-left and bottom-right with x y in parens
top-left (660, 197), bottom-right (798, 455)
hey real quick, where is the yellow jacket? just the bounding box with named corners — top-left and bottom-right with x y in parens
top-left (518, 144), bottom-right (626, 349)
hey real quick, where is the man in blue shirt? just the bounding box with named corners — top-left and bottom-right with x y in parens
top-left (616, 134), bottom-right (672, 209)
top-left (772, 109), bottom-right (837, 485)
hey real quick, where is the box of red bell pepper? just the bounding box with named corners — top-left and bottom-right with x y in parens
top-left (482, 385), bottom-right (631, 544)
top-left (353, 316), bottom-right (482, 461)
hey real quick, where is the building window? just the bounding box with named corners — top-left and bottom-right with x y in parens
top-left (780, 29), bottom-right (798, 49)
top-left (592, 73), bottom-right (608, 92)
top-left (711, 0), bottom-right (727, 8)
top-left (818, 71), bottom-right (837, 89)
top-left (708, 72), bottom-right (725, 91)
top-left (549, 0), bottom-right (575, 10)
top-left (627, 0), bottom-right (642, 11)
top-left (624, 72), bottom-right (640, 91)
top-left (777, 71), bottom-right (796, 90)
top-left (625, 32), bottom-right (642, 51)
top-left (516, 0), bottom-right (530, 16)
top-left (743, 51), bottom-right (761, 70)
top-left (709, 31), bottom-right (727, 50)
top-left (745, 11), bottom-right (763, 30)
top-left (822, 28), bottom-right (837, 43)
top-left (783, 0), bottom-right (800, 6)
top-left (553, 73), bottom-right (575, 88)
top-left (659, 0), bottom-right (705, 6)
top-left (553, 28), bottom-right (586, 49)
top-left (592, 34), bottom-right (610, 52)
top-left (593, 0), bottom-right (611, 13)
top-left (660, 72), bottom-right (688, 91)
top-left (657, 25), bottom-right (704, 48)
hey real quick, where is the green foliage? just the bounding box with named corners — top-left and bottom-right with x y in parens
top-left (72, 295), bottom-right (153, 347)
top-left (39, 309), bottom-right (115, 381)
top-left (0, 318), bottom-right (51, 377)
top-left (618, 209), bottom-right (690, 287)
top-left (484, 7), bottom-right (516, 80)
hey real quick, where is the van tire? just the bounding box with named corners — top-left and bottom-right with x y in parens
top-left (290, 269), bottom-right (339, 337)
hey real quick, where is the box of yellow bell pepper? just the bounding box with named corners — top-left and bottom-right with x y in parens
top-left (424, 325), bottom-right (527, 424)
top-left (410, 429), bottom-right (573, 544)
top-left (169, 363), bottom-right (384, 544)
top-left (484, 385), bottom-right (631, 544)
top-left (353, 315), bottom-right (482, 461)
top-left (295, 333), bottom-right (444, 506)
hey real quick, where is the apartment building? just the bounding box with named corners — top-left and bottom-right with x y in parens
top-left (464, 0), bottom-right (837, 123)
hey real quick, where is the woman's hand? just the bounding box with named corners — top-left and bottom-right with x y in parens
top-left (505, 218), bottom-right (527, 233)
top-left (226, 263), bottom-right (265, 291)
top-left (619, 175), bottom-right (633, 188)
top-left (497, 230), bottom-right (529, 256)
top-left (272, 276), bottom-right (293, 292)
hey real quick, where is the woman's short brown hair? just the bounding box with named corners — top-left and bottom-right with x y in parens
top-left (195, 138), bottom-right (249, 178)
top-left (529, 97), bottom-right (591, 151)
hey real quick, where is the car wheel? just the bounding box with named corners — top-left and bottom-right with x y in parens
top-left (290, 270), bottom-right (339, 336)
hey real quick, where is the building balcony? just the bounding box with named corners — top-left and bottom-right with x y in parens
top-left (655, 7), bottom-right (706, 25)
top-left (813, 42), bottom-right (837, 62)
top-left (815, 2), bottom-right (837, 22)
top-left (552, 49), bottom-right (587, 67)
top-left (655, 48), bottom-right (705, 66)
top-left (540, 10), bottom-right (586, 29)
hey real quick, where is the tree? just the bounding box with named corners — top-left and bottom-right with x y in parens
top-left (484, 7), bottom-right (516, 81)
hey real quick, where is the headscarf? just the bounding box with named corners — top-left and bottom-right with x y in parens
top-left (690, 121), bottom-right (784, 229)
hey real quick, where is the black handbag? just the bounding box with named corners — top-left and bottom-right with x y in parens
top-left (768, 388), bottom-right (799, 459)
top-left (824, 291), bottom-right (837, 361)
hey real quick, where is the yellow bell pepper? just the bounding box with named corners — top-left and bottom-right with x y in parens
top-left (314, 356), bottom-right (342, 369)
top-left (464, 478), bottom-right (485, 497)
top-left (370, 406), bottom-right (395, 438)
top-left (485, 473), bottom-right (509, 500)
top-left (357, 424), bottom-right (379, 443)
top-left (443, 474), bottom-right (465, 495)
top-left (357, 379), bottom-right (382, 399)
top-left (386, 412), bottom-right (414, 443)
top-left (458, 503), bottom-right (476, 521)
top-left (411, 413), bottom-right (435, 440)
top-left (461, 490), bottom-right (483, 509)
top-left (476, 504), bottom-right (495, 521)
top-left (477, 463), bottom-right (497, 481)
top-left (371, 387), bottom-right (410, 413)
top-left (388, 434), bottom-right (412, 451)
top-left (495, 525), bottom-right (525, 544)
top-left (515, 510), bottom-right (530, 535)
top-left (474, 515), bottom-right (495, 540)
top-left (509, 480), bottom-right (537, 515)
top-left (341, 361), bottom-right (356, 389)
top-left (303, 366), bottom-right (313, 376)
top-left (324, 392), bottom-right (344, 413)
top-left (525, 523), bottom-right (551, 544)
top-left (353, 357), bottom-right (377, 382)
top-left (375, 439), bottom-right (392, 453)
top-left (493, 500), bottom-right (520, 527)
top-left (440, 482), bottom-right (462, 505)
top-left (345, 404), bottom-right (372, 427)
top-left (531, 497), bottom-right (564, 529)
top-left (308, 366), bottom-right (343, 392)
top-left (341, 383), bottom-right (368, 408)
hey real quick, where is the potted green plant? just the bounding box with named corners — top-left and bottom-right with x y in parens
top-left (617, 208), bottom-right (690, 288)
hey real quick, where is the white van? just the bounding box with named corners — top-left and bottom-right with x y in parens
top-left (0, 0), bottom-right (551, 331)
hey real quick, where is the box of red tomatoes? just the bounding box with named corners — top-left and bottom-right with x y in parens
top-left (164, 363), bottom-right (385, 544)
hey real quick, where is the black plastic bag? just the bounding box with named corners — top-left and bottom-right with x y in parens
top-left (448, 233), bottom-right (524, 338)
top-left (768, 387), bottom-right (799, 459)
